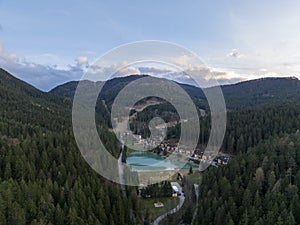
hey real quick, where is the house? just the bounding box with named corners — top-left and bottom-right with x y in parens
top-left (171, 184), bottom-right (179, 197)
top-left (213, 155), bottom-right (231, 165)
top-left (154, 202), bottom-right (164, 208)
top-left (168, 143), bottom-right (178, 151)
top-left (193, 149), bottom-right (204, 158)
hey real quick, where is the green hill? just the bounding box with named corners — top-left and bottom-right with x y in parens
top-left (0, 68), bottom-right (143, 225)
top-left (51, 75), bottom-right (300, 110)
top-left (221, 77), bottom-right (300, 109)
top-left (1, 68), bottom-right (300, 224)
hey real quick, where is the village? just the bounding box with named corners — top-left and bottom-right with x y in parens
top-left (117, 119), bottom-right (232, 222)
top-left (155, 141), bottom-right (232, 167)
top-left (125, 131), bottom-right (232, 168)
top-left (131, 139), bottom-right (232, 222)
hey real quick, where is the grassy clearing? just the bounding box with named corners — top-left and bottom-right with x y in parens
top-left (141, 197), bottom-right (180, 220)
top-left (187, 171), bottom-right (202, 184)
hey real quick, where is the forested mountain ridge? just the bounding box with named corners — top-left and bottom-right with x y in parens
top-left (194, 132), bottom-right (300, 225)
top-left (166, 102), bottom-right (300, 155)
top-left (50, 72), bottom-right (300, 156)
top-left (221, 77), bottom-right (300, 109)
top-left (0, 68), bottom-right (70, 109)
top-left (51, 75), bottom-right (300, 110)
top-left (1, 68), bottom-right (300, 225)
top-left (0, 68), bottom-right (72, 131)
top-left (0, 68), bottom-right (144, 225)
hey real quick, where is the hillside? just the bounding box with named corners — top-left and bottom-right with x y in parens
top-left (221, 77), bottom-right (300, 109)
top-left (0, 68), bottom-right (300, 224)
top-left (50, 75), bottom-right (300, 142)
top-left (51, 75), bottom-right (300, 110)
top-left (0, 68), bottom-right (72, 130)
top-left (195, 132), bottom-right (300, 225)
top-left (0, 68), bottom-right (143, 225)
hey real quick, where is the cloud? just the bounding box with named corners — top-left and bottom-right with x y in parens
top-left (88, 61), bottom-right (141, 79)
top-left (0, 43), bottom-right (84, 91)
top-left (138, 66), bottom-right (172, 76)
top-left (137, 63), bottom-right (247, 87)
top-left (2, 60), bottom-right (84, 91)
top-left (75, 56), bottom-right (88, 64)
top-left (1, 41), bottom-right (291, 92)
top-left (115, 65), bottom-right (140, 77)
top-left (259, 68), bottom-right (267, 72)
top-left (227, 49), bottom-right (244, 58)
top-left (173, 54), bottom-right (194, 67)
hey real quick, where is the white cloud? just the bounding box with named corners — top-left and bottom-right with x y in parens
top-left (0, 43), bottom-right (84, 91)
top-left (138, 66), bottom-right (172, 76)
top-left (111, 61), bottom-right (140, 76)
top-left (1, 40), bottom-right (297, 92)
top-left (25, 53), bottom-right (68, 69)
top-left (226, 49), bottom-right (244, 58)
top-left (89, 62), bottom-right (141, 80)
top-left (75, 56), bottom-right (88, 64)
top-left (226, 5), bottom-right (300, 80)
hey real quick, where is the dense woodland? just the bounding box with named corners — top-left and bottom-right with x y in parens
top-left (1, 68), bottom-right (300, 224)
top-left (167, 102), bottom-right (300, 154)
top-left (0, 69), bottom-right (145, 225)
top-left (195, 132), bottom-right (300, 225)
top-left (140, 181), bottom-right (172, 198)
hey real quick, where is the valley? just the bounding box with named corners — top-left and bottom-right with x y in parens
top-left (0, 68), bottom-right (300, 224)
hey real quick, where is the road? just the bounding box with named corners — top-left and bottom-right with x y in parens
top-left (118, 144), bottom-right (127, 197)
top-left (152, 182), bottom-right (185, 225)
top-left (191, 184), bottom-right (199, 225)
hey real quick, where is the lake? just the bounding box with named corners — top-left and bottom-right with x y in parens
top-left (126, 151), bottom-right (198, 172)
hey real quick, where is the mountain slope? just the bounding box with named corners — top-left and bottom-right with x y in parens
top-left (0, 68), bottom-right (143, 225)
top-left (194, 132), bottom-right (300, 225)
top-left (0, 68), bottom-right (72, 130)
top-left (221, 77), bottom-right (300, 109)
top-left (1, 68), bottom-right (300, 224)
top-left (50, 75), bottom-right (300, 110)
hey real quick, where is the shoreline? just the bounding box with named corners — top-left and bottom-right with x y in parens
top-left (126, 151), bottom-right (198, 173)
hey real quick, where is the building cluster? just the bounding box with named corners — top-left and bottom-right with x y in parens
top-left (191, 150), bottom-right (231, 166)
top-left (159, 142), bottom-right (232, 166)
top-left (159, 142), bottom-right (193, 155)
top-left (213, 155), bottom-right (231, 165)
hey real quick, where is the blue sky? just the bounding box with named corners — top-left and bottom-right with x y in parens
top-left (0, 0), bottom-right (300, 90)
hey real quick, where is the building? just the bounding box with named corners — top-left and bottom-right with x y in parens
top-left (154, 202), bottom-right (164, 208)
top-left (171, 184), bottom-right (179, 197)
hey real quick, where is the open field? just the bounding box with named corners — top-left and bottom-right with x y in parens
top-left (140, 197), bottom-right (180, 220)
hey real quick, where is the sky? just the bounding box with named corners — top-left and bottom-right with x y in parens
top-left (0, 0), bottom-right (300, 90)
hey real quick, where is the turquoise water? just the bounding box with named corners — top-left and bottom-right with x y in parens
top-left (126, 151), bottom-right (197, 172)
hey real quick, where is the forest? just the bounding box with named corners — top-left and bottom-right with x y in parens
top-left (194, 132), bottom-right (300, 225)
top-left (1, 68), bottom-right (300, 224)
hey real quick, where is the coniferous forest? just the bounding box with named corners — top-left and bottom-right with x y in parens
top-left (0, 68), bottom-right (300, 224)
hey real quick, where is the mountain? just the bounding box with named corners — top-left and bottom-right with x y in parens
top-left (0, 68), bottom-right (72, 130)
top-left (51, 75), bottom-right (300, 156)
top-left (50, 75), bottom-right (221, 108)
top-left (0, 68), bottom-right (143, 225)
top-left (51, 75), bottom-right (300, 110)
top-left (221, 77), bottom-right (300, 109)
top-left (1, 68), bottom-right (300, 224)
top-left (194, 131), bottom-right (300, 225)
